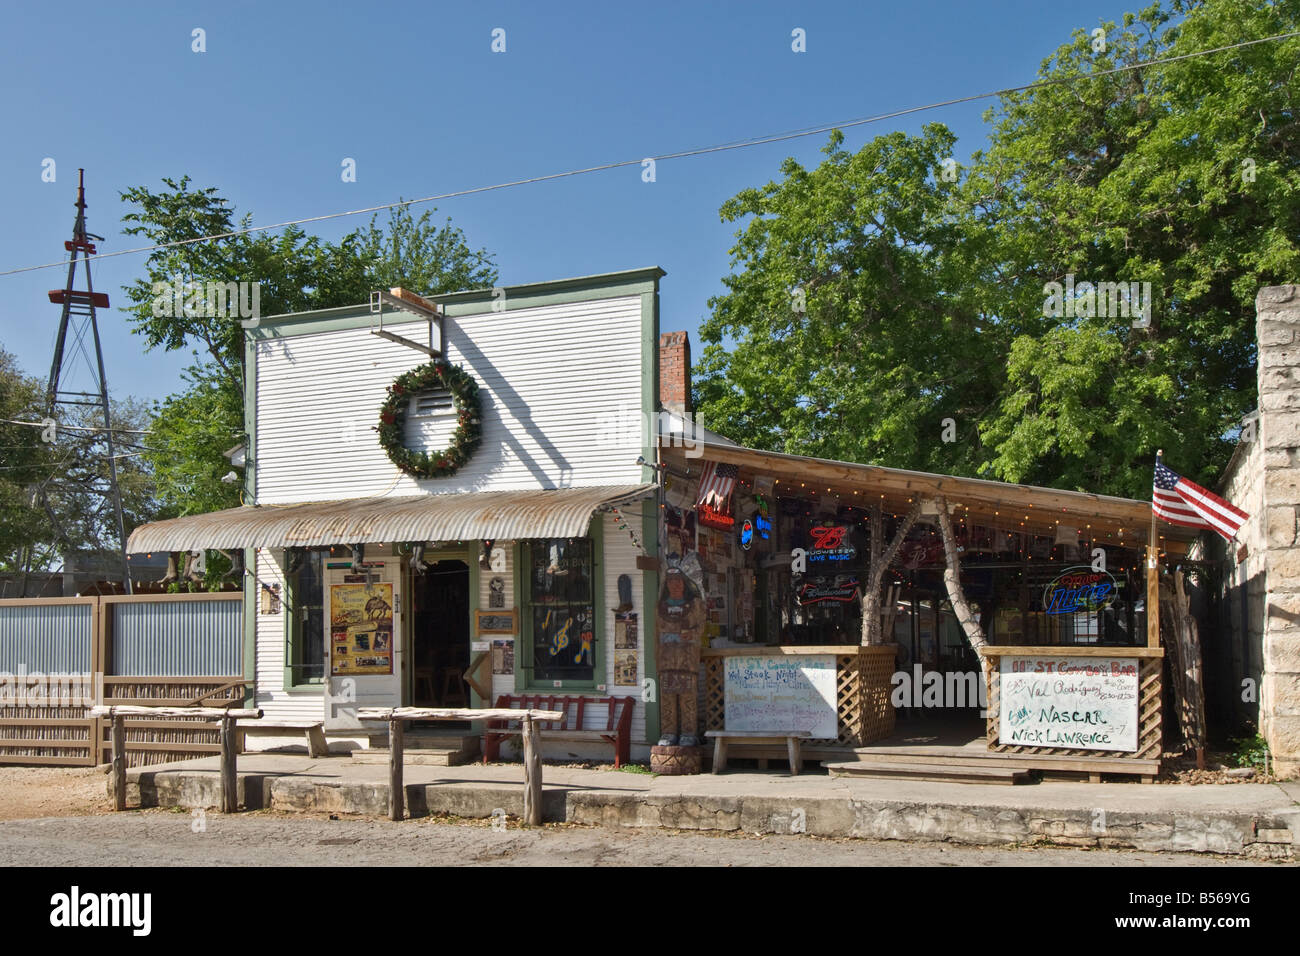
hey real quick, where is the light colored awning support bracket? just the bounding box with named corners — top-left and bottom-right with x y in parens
top-left (369, 288), bottom-right (444, 358)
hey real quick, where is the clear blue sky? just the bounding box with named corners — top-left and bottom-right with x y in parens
top-left (0, 0), bottom-right (1147, 403)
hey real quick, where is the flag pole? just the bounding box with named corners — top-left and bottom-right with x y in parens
top-left (1148, 450), bottom-right (1161, 651)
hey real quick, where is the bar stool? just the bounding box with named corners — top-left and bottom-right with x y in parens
top-left (439, 667), bottom-right (468, 707)
top-left (414, 666), bottom-right (436, 705)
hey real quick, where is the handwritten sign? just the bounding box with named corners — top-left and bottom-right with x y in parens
top-left (998, 656), bottom-right (1139, 752)
top-left (724, 655), bottom-right (837, 738)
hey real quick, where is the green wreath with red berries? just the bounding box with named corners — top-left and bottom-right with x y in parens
top-left (376, 361), bottom-right (482, 479)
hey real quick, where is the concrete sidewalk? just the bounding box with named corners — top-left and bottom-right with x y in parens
top-left (126, 755), bottom-right (1300, 860)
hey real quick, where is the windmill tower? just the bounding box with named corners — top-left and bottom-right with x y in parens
top-left (40, 169), bottom-right (131, 593)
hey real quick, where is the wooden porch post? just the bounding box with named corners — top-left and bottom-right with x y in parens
top-left (389, 716), bottom-right (405, 822)
top-left (220, 713), bottom-right (238, 813)
top-left (1147, 516), bottom-right (1160, 649)
top-left (110, 712), bottom-right (125, 811)
top-left (522, 714), bottom-right (543, 826)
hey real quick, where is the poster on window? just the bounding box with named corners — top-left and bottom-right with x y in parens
top-left (614, 648), bottom-right (638, 686)
top-left (330, 582), bottom-right (394, 676)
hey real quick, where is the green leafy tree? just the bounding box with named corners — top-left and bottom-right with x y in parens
top-left (974, 0), bottom-right (1300, 496)
top-left (0, 347), bottom-right (158, 584)
top-left (698, 0), bottom-right (1300, 499)
top-left (118, 179), bottom-right (499, 515)
top-left (0, 349), bottom-right (51, 572)
top-left (696, 125), bottom-right (1000, 475)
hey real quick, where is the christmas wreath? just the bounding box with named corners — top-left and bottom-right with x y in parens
top-left (376, 361), bottom-right (482, 479)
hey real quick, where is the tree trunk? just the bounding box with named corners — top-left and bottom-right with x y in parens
top-left (1160, 571), bottom-right (1207, 760)
top-left (860, 501), bottom-right (923, 645)
top-left (934, 497), bottom-right (991, 679)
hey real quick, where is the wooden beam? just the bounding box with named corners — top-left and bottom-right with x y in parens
top-left (355, 707), bottom-right (563, 722)
top-left (983, 645), bottom-right (1165, 658)
top-left (90, 706), bottom-right (263, 719)
top-left (1147, 549), bottom-right (1160, 649)
top-left (522, 715), bottom-right (542, 826)
top-left (669, 443), bottom-right (1158, 525)
top-left (389, 717), bottom-right (404, 822)
top-left (111, 716), bottom-right (125, 811)
top-left (220, 714), bottom-right (238, 813)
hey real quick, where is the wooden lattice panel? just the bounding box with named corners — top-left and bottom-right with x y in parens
top-left (857, 647), bottom-right (896, 745)
top-left (986, 656), bottom-right (1162, 763)
top-left (704, 657), bottom-right (725, 734)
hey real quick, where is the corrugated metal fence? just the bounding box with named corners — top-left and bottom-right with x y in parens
top-left (0, 599), bottom-right (93, 673)
top-left (0, 592), bottom-right (245, 767)
top-left (112, 598), bottom-right (241, 676)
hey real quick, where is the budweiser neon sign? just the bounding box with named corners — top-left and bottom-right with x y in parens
top-left (808, 526), bottom-right (856, 562)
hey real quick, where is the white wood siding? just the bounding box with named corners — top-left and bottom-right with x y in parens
top-left (252, 548), bottom-right (324, 722)
top-left (254, 296), bottom-right (645, 504)
top-left (599, 512), bottom-right (649, 747)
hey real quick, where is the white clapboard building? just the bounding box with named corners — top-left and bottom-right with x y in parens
top-left (129, 269), bottom-right (669, 760)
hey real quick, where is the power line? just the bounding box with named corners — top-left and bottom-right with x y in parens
top-left (0, 29), bottom-right (1295, 280)
top-left (1, 418), bottom-right (151, 434)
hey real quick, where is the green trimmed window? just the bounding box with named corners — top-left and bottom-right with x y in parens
top-left (286, 550), bottom-right (325, 685)
top-left (525, 538), bottom-right (595, 683)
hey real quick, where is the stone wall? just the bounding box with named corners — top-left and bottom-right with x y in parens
top-left (1206, 424), bottom-right (1266, 733)
top-left (1214, 286), bottom-right (1300, 777)
top-left (1255, 286), bottom-right (1300, 777)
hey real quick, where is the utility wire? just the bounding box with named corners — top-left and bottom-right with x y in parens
top-left (2, 418), bottom-right (151, 434)
top-left (0, 29), bottom-right (1295, 280)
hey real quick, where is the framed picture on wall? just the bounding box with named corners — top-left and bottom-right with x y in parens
top-left (475, 609), bottom-right (517, 635)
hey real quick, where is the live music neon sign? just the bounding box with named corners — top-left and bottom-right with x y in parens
top-left (807, 526), bottom-right (856, 563)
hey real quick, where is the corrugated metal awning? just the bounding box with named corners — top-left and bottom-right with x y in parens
top-left (127, 485), bottom-right (657, 553)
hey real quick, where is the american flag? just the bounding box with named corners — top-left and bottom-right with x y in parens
top-left (1153, 460), bottom-right (1249, 541)
top-left (696, 461), bottom-right (739, 509)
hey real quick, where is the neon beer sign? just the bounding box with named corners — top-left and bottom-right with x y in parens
top-left (1042, 567), bottom-right (1118, 615)
top-left (808, 526), bottom-right (856, 563)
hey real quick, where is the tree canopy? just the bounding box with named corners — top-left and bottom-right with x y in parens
top-left (697, 0), bottom-right (1299, 498)
top-left (118, 180), bottom-right (499, 516)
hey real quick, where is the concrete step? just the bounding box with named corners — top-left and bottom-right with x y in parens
top-left (846, 749), bottom-right (1024, 769)
top-left (824, 760), bottom-right (1030, 785)
top-left (351, 747), bottom-right (475, 767)
top-left (372, 733), bottom-right (480, 753)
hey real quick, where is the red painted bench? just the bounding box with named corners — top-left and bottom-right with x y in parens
top-left (483, 694), bottom-right (634, 768)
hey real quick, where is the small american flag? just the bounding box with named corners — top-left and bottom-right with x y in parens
top-left (696, 461), bottom-right (739, 509)
top-left (1153, 460), bottom-right (1249, 541)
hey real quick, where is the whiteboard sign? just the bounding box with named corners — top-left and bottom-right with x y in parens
top-left (998, 656), bottom-right (1139, 752)
top-left (724, 655), bottom-right (837, 738)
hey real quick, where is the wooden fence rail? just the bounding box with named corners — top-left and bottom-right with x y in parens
top-left (91, 706), bottom-right (263, 811)
top-left (356, 707), bottom-right (563, 824)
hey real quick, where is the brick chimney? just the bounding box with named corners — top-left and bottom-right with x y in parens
top-left (659, 331), bottom-right (691, 416)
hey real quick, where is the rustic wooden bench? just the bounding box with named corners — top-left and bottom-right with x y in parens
top-left (483, 694), bottom-right (634, 768)
top-left (235, 719), bottom-right (329, 758)
top-left (706, 730), bottom-right (811, 775)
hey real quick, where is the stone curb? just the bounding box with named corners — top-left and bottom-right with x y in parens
top-left (128, 769), bottom-right (1298, 860)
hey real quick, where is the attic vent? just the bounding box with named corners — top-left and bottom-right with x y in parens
top-left (408, 388), bottom-right (454, 419)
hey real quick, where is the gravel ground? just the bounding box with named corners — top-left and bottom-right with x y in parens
top-left (0, 766), bottom-right (110, 821)
top-left (0, 810), bottom-right (1285, 866)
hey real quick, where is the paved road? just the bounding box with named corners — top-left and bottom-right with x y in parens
top-left (0, 811), bottom-right (1282, 866)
